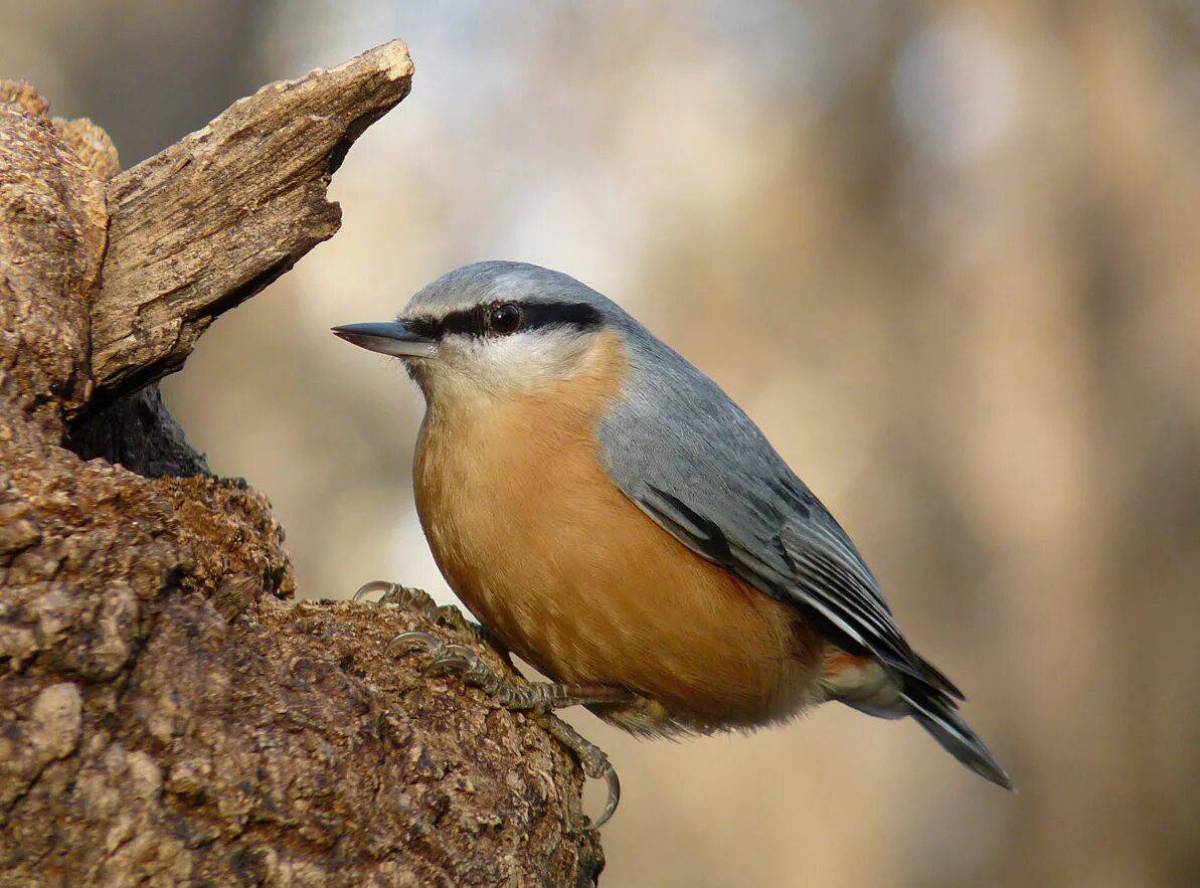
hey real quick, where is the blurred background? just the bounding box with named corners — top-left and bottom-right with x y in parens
top-left (4, 1), bottom-right (1198, 885)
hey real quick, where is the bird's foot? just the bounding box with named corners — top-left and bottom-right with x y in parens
top-left (353, 580), bottom-right (488, 645)
top-left (538, 712), bottom-right (621, 830)
top-left (390, 631), bottom-right (624, 709)
top-left (386, 629), bottom-right (626, 828)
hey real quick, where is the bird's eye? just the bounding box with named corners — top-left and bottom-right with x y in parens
top-left (487, 302), bottom-right (523, 336)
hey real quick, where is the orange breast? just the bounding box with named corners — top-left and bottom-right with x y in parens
top-left (413, 332), bottom-right (824, 733)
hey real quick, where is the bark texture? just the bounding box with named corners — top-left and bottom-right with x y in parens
top-left (0, 43), bottom-right (604, 887)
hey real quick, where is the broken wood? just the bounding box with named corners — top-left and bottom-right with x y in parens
top-left (91, 41), bottom-right (413, 401)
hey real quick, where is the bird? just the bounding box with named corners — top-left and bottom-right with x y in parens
top-left (333, 260), bottom-right (1013, 826)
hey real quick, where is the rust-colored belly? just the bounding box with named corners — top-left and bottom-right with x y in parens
top-left (412, 335), bottom-right (823, 731)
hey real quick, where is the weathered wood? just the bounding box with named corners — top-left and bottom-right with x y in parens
top-left (90, 40), bottom-right (414, 400)
top-left (0, 46), bottom-right (604, 887)
top-left (0, 82), bottom-right (105, 435)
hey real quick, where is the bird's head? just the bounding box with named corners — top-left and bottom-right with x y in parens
top-left (333, 262), bottom-right (628, 405)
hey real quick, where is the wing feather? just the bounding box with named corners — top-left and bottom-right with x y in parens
top-left (599, 331), bottom-right (964, 701)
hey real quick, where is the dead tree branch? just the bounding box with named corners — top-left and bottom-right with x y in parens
top-left (91, 41), bottom-right (413, 400)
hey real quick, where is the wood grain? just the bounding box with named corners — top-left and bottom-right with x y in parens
top-left (90, 41), bottom-right (414, 399)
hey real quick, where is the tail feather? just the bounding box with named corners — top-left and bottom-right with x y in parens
top-left (915, 654), bottom-right (965, 702)
top-left (902, 689), bottom-right (1015, 791)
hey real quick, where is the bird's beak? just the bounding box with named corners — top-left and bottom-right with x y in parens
top-left (331, 321), bottom-right (437, 359)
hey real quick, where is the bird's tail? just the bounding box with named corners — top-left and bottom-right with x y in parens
top-left (901, 683), bottom-right (1015, 791)
top-left (824, 647), bottom-right (1014, 790)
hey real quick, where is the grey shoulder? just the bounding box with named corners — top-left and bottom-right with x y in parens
top-left (597, 323), bottom-right (812, 527)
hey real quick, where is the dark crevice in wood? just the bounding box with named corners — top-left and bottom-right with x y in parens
top-left (65, 383), bottom-right (210, 478)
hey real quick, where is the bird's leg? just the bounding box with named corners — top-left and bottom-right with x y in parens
top-left (353, 580), bottom-right (489, 645)
top-left (386, 629), bottom-right (628, 828)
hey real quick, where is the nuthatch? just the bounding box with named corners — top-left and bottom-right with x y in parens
top-left (334, 261), bottom-right (1013, 825)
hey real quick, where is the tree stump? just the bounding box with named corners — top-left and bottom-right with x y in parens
top-left (0, 42), bottom-right (604, 887)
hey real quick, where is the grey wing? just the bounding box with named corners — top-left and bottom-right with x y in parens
top-left (597, 340), bottom-right (962, 700)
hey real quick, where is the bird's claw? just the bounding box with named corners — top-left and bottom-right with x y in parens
top-left (595, 766), bottom-right (621, 829)
top-left (385, 629), bottom-right (443, 658)
top-left (355, 581), bottom-right (488, 645)
top-left (423, 644), bottom-right (483, 678)
top-left (569, 740), bottom-right (619, 828)
top-left (385, 631), bottom-right (494, 686)
top-left (539, 713), bottom-right (622, 830)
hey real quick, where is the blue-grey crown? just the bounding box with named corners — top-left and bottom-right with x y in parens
top-left (404, 261), bottom-right (623, 318)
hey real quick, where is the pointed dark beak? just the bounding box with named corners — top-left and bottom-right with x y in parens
top-left (331, 321), bottom-right (437, 358)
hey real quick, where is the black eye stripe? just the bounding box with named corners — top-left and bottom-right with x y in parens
top-left (443, 307), bottom-right (486, 337)
top-left (523, 302), bottom-right (604, 330)
top-left (406, 302), bottom-right (603, 340)
top-left (403, 315), bottom-right (448, 339)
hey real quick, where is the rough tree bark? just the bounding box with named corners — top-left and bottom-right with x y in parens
top-left (0, 42), bottom-right (604, 887)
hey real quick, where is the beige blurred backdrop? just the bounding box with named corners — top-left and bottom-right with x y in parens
top-left (5, 2), bottom-right (1199, 885)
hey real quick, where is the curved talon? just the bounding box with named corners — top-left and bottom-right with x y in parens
top-left (591, 765), bottom-right (621, 829)
top-left (423, 657), bottom-right (465, 676)
top-left (437, 644), bottom-right (479, 663)
top-left (424, 655), bottom-right (474, 676)
top-left (353, 580), bottom-right (396, 603)
top-left (386, 630), bottom-right (443, 657)
top-left (423, 644), bottom-right (484, 678)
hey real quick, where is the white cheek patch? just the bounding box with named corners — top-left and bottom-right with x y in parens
top-left (429, 328), bottom-right (595, 396)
